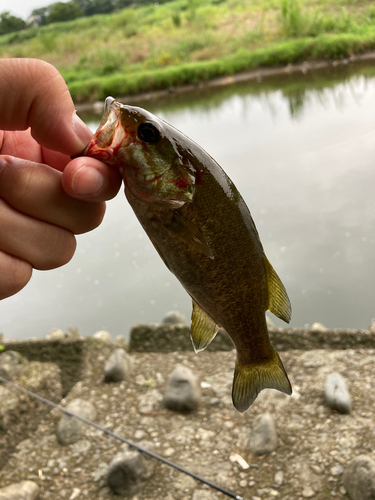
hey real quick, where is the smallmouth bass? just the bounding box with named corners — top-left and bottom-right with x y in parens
top-left (81, 97), bottom-right (292, 412)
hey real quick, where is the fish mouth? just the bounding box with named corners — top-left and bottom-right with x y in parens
top-left (80, 97), bottom-right (127, 162)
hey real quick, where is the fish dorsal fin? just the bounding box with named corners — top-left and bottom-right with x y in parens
top-left (169, 212), bottom-right (214, 259)
top-left (190, 300), bottom-right (220, 353)
top-left (264, 256), bottom-right (291, 323)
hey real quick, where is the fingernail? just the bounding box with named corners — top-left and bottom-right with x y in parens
top-left (72, 165), bottom-right (104, 195)
top-left (72, 111), bottom-right (93, 149)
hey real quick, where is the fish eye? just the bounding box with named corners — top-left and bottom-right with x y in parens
top-left (137, 122), bottom-right (161, 144)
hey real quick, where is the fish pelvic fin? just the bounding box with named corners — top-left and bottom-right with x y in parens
top-left (190, 300), bottom-right (220, 353)
top-left (232, 347), bottom-right (292, 413)
top-left (264, 256), bottom-right (292, 323)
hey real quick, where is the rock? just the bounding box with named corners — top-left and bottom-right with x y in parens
top-left (343, 455), bottom-right (375, 500)
top-left (115, 335), bottom-right (127, 347)
top-left (368, 319), bottom-right (375, 333)
top-left (0, 480), bottom-right (39, 500)
top-left (161, 311), bottom-right (188, 325)
top-left (104, 348), bottom-right (132, 383)
top-left (0, 350), bottom-right (23, 381)
top-left (302, 485), bottom-right (315, 498)
top-left (107, 447), bottom-right (154, 496)
top-left (163, 365), bottom-right (200, 412)
top-left (65, 325), bottom-right (81, 339)
top-left (57, 398), bottom-right (96, 445)
top-left (274, 470), bottom-right (284, 485)
top-left (324, 373), bottom-right (352, 414)
top-left (330, 464), bottom-right (344, 476)
top-left (47, 326), bottom-right (80, 340)
top-left (311, 322), bottom-right (327, 331)
top-left (93, 330), bottom-right (112, 343)
top-left (248, 413), bottom-right (277, 455)
top-left (46, 328), bottom-right (65, 340)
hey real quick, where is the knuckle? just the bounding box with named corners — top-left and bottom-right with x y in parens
top-left (3, 161), bottom-right (37, 205)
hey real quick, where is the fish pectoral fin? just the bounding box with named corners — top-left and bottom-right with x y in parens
top-left (190, 300), bottom-right (220, 353)
top-left (169, 211), bottom-right (214, 259)
top-left (232, 347), bottom-right (292, 413)
top-left (264, 256), bottom-right (292, 323)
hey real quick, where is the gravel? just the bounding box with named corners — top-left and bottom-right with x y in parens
top-left (1, 346), bottom-right (375, 499)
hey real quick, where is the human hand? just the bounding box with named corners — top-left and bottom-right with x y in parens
top-left (0, 58), bottom-right (122, 299)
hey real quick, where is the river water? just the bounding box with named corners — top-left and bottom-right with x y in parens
top-left (1, 62), bottom-right (375, 340)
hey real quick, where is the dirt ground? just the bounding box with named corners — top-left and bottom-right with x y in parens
top-left (0, 344), bottom-right (374, 499)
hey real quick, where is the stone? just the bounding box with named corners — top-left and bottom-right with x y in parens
top-left (65, 326), bottom-right (81, 339)
top-left (161, 310), bottom-right (188, 325)
top-left (0, 350), bottom-right (23, 381)
top-left (343, 455), bottom-right (375, 500)
top-left (46, 328), bottom-right (65, 340)
top-left (302, 485), bottom-right (315, 498)
top-left (163, 365), bottom-right (200, 412)
top-left (46, 326), bottom-right (80, 340)
top-left (104, 348), bottom-right (132, 383)
top-left (93, 330), bottom-right (112, 343)
top-left (57, 398), bottom-right (96, 445)
top-left (248, 413), bottom-right (277, 456)
top-left (274, 470), bottom-right (284, 485)
top-left (0, 480), bottom-right (39, 500)
top-left (368, 320), bottom-right (375, 333)
top-left (311, 322), bottom-right (327, 331)
top-left (324, 373), bottom-right (352, 414)
top-left (115, 335), bottom-right (127, 347)
top-left (330, 464), bottom-right (344, 476)
top-left (107, 450), bottom-right (149, 496)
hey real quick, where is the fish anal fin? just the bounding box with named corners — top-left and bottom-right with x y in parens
top-left (169, 212), bottom-right (214, 259)
top-left (232, 347), bottom-right (292, 413)
top-left (264, 256), bottom-right (292, 323)
top-left (190, 300), bottom-right (220, 353)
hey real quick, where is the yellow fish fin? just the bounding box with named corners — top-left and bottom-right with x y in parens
top-left (264, 256), bottom-right (291, 323)
top-left (169, 212), bottom-right (214, 259)
top-left (232, 347), bottom-right (292, 413)
top-left (190, 300), bottom-right (220, 353)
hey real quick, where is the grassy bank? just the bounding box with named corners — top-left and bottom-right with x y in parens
top-left (1, 0), bottom-right (375, 101)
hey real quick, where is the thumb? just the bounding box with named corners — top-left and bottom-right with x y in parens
top-left (0, 58), bottom-right (92, 155)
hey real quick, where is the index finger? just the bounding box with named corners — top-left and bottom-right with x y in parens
top-left (0, 58), bottom-right (92, 156)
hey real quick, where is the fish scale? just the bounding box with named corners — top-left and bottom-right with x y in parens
top-left (79, 96), bottom-right (292, 412)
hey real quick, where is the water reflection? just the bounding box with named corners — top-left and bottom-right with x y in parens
top-left (1, 62), bottom-right (375, 340)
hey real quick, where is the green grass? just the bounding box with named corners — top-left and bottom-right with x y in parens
top-left (1, 0), bottom-right (375, 101)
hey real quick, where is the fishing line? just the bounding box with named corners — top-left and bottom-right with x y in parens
top-left (0, 375), bottom-right (246, 500)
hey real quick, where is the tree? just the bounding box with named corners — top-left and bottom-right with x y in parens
top-left (30, 6), bottom-right (50, 26)
top-left (47, 2), bottom-right (83, 23)
top-left (0, 11), bottom-right (26, 35)
top-left (74, 0), bottom-right (116, 16)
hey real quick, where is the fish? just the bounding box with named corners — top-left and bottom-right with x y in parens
top-left (80, 96), bottom-right (292, 412)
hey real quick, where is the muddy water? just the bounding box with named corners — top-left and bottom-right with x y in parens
top-left (2, 63), bottom-right (375, 339)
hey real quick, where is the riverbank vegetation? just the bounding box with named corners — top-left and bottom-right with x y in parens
top-left (1, 0), bottom-right (375, 101)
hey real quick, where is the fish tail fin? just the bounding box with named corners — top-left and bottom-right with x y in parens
top-left (232, 347), bottom-right (292, 413)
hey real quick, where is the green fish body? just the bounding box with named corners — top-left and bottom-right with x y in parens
top-left (82, 97), bottom-right (292, 412)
